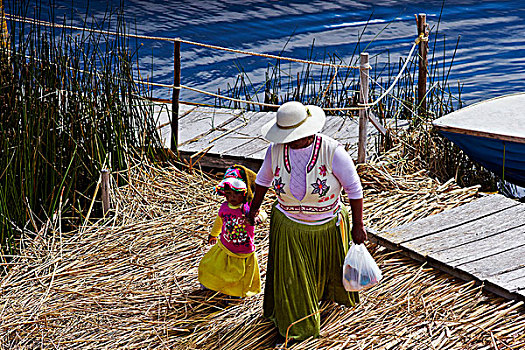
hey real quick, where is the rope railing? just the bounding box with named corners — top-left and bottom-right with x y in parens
top-left (4, 12), bottom-right (422, 113)
top-left (4, 13), bottom-right (359, 69)
top-left (141, 82), bottom-right (365, 111)
top-left (5, 10), bottom-right (431, 162)
top-left (359, 37), bottom-right (421, 108)
top-left (5, 46), bottom-right (364, 112)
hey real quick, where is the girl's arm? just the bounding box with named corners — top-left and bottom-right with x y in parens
top-left (208, 215), bottom-right (222, 245)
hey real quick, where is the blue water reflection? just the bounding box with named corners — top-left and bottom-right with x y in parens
top-left (18, 0), bottom-right (524, 105)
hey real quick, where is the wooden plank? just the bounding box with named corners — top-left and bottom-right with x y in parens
top-left (402, 205), bottom-right (525, 255)
top-left (453, 244), bottom-right (525, 280)
top-left (248, 146), bottom-right (270, 160)
top-left (330, 119), bottom-right (359, 141)
top-left (179, 116), bottom-right (247, 153)
top-left (382, 194), bottom-right (519, 244)
top-left (178, 108), bottom-right (244, 145)
top-left (235, 111), bottom-right (274, 136)
top-left (178, 151), bottom-right (263, 171)
top-left (223, 137), bottom-right (269, 158)
top-left (320, 115), bottom-right (347, 136)
top-left (370, 197), bottom-right (525, 301)
top-left (426, 225), bottom-right (525, 268)
top-left (487, 267), bottom-right (525, 293)
top-left (423, 253), bottom-right (524, 301)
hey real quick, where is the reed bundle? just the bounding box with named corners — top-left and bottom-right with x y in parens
top-left (0, 156), bottom-right (523, 349)
top-left (356, 145), bottom-right (482, 231)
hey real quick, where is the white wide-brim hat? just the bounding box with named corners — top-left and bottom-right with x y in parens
top-left (261, 101), bottom-right (326, 144)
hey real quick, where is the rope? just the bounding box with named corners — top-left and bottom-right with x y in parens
top-left (358, 39), bottom-right (419, 108)
top-left (4, 13), bottom-right (423, 113)
top-left (180, 84), bottom-right (280, 109)
top-left (177, 38), bottom-right (360, 69)
top-left (5, 13), bottom-right (359, 69)
top-left (7, 47), bottom-right (361, 112)
top-left (136, 81), bottom-right (364, 111)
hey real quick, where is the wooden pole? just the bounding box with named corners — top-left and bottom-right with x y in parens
top-left (357, 52), bottom-right (370, 164)
top-left (171, 40), bottom-right (181, 153)
top-left (417, 13), bottom-right (428, 119)
top-left (101, 169), bottom-right (110, 215)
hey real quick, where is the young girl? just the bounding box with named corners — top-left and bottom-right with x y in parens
top-left (198, 165), bottom-right (266, 298)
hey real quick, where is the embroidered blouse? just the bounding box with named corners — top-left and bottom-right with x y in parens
top-left (255, 135), bottom-right (363, 223)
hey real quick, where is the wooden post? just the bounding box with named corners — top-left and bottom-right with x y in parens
top-left (357, 52), bottom-right (370, 164)
top-left (417, 13), bottom-right (428, 119)
top-left (101, 169), bottom-right (110, 215)
top-left (171, 40), bottom-right (181, 153)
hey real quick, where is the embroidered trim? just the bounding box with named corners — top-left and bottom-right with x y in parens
top-left (279, 200), bottom-right (339, 213)
top-left (283, 144), bottom-right (291, 173)
top-left (306, 135), bottom-right (322, 173)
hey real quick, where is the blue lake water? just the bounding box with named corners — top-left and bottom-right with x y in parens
top-left (22, 0), bottom-right (525, 105)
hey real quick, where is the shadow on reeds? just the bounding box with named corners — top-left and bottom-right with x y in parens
top-left (0, 0), bottom-right (166, 255)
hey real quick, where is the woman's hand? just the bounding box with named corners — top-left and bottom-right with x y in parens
top-left (208, 235), bottom-right (218, 245)
top-left (244, 211), bottom-right (256, 226)
top-left (351, 222), bottom-right (367, 245)
top-left (349, 198), bottom-right (367, 244)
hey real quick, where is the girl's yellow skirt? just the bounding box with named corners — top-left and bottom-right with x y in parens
top-left (198, 241), bottom-right (261, 297)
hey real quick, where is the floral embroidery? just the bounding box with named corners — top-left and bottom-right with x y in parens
top-left (311, 178), bottom-right (330, 197)
top-left (273, 177), bottom-right (286, 196)
top-left (274, 166), bottom-right (280, 177)
top-left (319, 165), bottom-right (327, 177)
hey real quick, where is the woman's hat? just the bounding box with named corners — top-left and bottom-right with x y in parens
top-left (261, 101), bottom-right (326, 143)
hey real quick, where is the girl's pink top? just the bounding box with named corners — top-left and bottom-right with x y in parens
top-left (218, 201), bottom-right (255, 254)
top-left (255, 142), bottom-right (363, 223)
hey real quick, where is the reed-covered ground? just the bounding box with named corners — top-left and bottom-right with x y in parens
top-left (0, 152), bottom-right (523, 349)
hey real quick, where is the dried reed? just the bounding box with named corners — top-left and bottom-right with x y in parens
top-left (1, 153), bottom-right (523, 349)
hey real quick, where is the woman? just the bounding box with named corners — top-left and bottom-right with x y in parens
top-left (246, 101), bottom-right (367, 342)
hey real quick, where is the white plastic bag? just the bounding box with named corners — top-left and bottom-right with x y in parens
top-left (342, 243), bottom-right (382, 291)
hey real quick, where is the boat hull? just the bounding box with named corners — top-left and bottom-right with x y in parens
top-left (439, 130), bottom-right (525, 187)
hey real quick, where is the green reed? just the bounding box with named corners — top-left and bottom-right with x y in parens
top-left (216, 15), bottom-right (497, 191)
top-left (0, 0), bottom-right (165, 254)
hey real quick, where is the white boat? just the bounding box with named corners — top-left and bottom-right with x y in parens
top-left (432, 93), bottom-right (525, 187)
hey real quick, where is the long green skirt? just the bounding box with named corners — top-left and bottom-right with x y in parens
top-left (263, 203), bottom-right (359, 340)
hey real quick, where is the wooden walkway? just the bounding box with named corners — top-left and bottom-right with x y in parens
top-left (154, 103), bottom-right (404, 169)
top-left (369, 194), bottom-right (525, 301)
